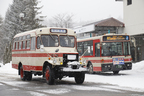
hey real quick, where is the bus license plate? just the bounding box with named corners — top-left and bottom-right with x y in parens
top-left (67, 55), bottom-right (76, 60)
top-left (113, 58), bottom-right (124, 65)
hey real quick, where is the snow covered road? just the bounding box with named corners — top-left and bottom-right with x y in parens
top-left (0, 61), bottom-right (144, 96)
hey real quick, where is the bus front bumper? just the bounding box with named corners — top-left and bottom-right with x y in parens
top-left (101, 62), bottom-right (132, 72)
top-left (59, 61), bottom-right (87, 72)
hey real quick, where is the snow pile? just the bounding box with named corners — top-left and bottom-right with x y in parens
top-left (0, 62), bottom-right (17, 74)
top-left (133, 61), bottom-right (144, 73)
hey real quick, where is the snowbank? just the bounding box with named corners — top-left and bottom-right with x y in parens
top-left (0, 62), bottom-right (17, 74)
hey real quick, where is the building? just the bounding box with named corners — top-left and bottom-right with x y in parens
top-left (116, 0), bottom-right (144, 62)
top-left (74, 17), bottom-right (124, 39)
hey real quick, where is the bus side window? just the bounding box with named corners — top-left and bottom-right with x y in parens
top-left (95, 43), bottom-right (100, 57)
top-left (84, 41), bottom-right (93, 56)
top-left (12, 39), bottom-right (15, 50)
top-left (26, 35), bottom-right (30, 49)
top-left (77, 42), bottom-right (83, 56)
top-left (19, 41), bottom-right (22, 50)
top-left (37, 36), bottom-right (40, 49)
top-left (26, 40), bottom-right (30, 49)
top-left (31, 37), bottom-right (36, 50)
top-left (16, 42), bottom-right (18, 50)
top-left (22, 36), bottom-right (26, 49)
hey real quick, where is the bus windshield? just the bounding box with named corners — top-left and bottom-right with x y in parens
top-left (41, 35), bottom-right (75, 47)
top-left (102, 42), bottom-right (131, 56)
top-left (59, 36), bottom-right (75, 47)
top-left (41, 35), bottom-right (58, 47)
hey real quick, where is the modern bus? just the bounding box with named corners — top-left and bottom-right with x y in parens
top-left (77, 33), bottom-right (132, 74)
top-left (12, 27), bottom-right (87, 85)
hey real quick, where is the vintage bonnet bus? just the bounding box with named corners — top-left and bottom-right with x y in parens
top-left (12, 27), bottom-right (87, 85)
top-left (77, 34), bottom-right (132, 74)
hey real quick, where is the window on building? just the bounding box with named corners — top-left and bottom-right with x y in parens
top-left (127, 0), bottom-right (132, 5)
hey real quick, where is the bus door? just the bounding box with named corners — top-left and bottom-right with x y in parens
top-left (93, 39), bottom-right (100, 57)
top-left (93, 39), bottom-right (101, 71)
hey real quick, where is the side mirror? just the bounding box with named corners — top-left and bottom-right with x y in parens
top-left (55, 49), bottom-right (59, 53)
top-left (88, 46), bottom-right (90, 53)
top-left (40, 45), bottom-right (44, 52)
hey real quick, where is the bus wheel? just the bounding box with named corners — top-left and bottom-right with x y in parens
top-left (75, 72), bottom-right (85, 84)
top-left (113, 71), bottom-right (119, 75)
top-left (26, 72), bottom-right (32, 81)
top-left (45, 66), bottom-right (55, 85)
top-left (88, 63), bottom-right (93, 74)
top-left (20, 66), bottom-right (26, 81)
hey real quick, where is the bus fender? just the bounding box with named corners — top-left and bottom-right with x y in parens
top-left (87, 61), bottom-right (92, 67)
top-left (42, 61), bottom-right (52, 78)
top-left (47, 60), bottom-right (53, 64)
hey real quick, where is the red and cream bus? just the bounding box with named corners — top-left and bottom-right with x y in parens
top-left (77, 33), bottom-right (132, 74)
top-left (12, 27), bottom-right (87, 85)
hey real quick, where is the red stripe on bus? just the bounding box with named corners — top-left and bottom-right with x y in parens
top-left (93, 67), bottom-right (102, 71)
top-left (124, 58), bottom-right (132, 61)
top-left (12, 64), bottom-right (43, 71)
top-left (23, 65), bottom-right (43, 71)
top-left (12, 64), bottom-right (18, 69)
top-left (12, 53), bottom-right (49, 57)
top-left (87, 58), bottom-right (131, 63)
top-left (12, 53), bottom-right (78, 57)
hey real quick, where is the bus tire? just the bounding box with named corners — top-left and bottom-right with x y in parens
top-left (26, 72), bottom-right (32, 81)
top-left (75, 72), bottom-right (85, 84)
top-left (113, 71), bottom-right (119, 75)
top-left (20, 66), bottom-right (26, 81)
top-left (88, 63), bottom-right (93, 74)
top-left (45, 65), bottom-right (55, 85)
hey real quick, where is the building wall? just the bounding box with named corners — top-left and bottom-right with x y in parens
top-left (117, 27), bottom-right (124, 34)
top-left (124, 0), bottom-right (144, 35)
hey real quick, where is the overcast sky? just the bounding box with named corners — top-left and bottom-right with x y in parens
top-left (0, 0), bottom-right (123, 22)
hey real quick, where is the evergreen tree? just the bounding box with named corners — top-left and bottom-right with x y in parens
top-left (0, 15), bottom-right (3, 61)
top-left (0, 15), bottom-right (2, 27)
top-left (2, 0), bottom-right (45, 43)
top-left (1, 0), bottom-right (45, 62)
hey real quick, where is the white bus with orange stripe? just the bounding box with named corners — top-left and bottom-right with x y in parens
top-left (12, 27), bottom-right (87, 85)
top-left (77, 33), bottom-right (132, 74)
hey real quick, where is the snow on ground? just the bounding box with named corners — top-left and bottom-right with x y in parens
top-left (0, 61), bottom-right (144, 92)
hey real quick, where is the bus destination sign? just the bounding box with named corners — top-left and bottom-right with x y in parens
top-left (50, 29), bottom-right (67, 33)
top-left (103, 35), bottom-right (129, 41)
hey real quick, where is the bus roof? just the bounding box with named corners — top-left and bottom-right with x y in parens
top-left (77, 33), bottom-right (130, 42)
top-left (14, 27), bottom-right (75, 38)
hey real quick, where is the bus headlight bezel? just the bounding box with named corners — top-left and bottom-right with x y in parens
top-left (53, 59), bottom-right (57, 64)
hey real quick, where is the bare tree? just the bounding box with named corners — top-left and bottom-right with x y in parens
top-left (49, 13), bottom-right (74, 28)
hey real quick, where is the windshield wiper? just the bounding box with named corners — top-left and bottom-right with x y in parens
top-left (49, 34), bottom-right (55, 42)
top-left (66, 34), bottom-right (71, 41)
